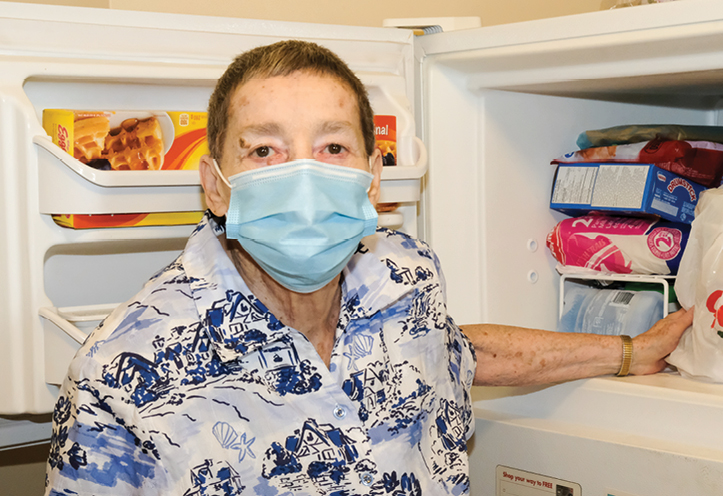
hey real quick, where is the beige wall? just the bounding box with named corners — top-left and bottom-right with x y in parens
top-left (12, 0), bottom-right (604, 27)
top-left (1, 0), bottom-right (603, 494)
top-left (108, 0), bottom-right (602, 27)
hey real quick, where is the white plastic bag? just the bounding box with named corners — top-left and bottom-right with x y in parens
top-left (668, 186), bottom-right (723, 382)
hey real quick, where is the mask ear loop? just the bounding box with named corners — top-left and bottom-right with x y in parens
top-left (212, 159), bottom-right (232, 188)
top-left (367, 156), bottom-right (375, 193)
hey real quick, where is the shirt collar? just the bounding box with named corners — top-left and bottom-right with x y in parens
top-left (340, 234), bottom-right (414, 321)
top-left (182, 213), bottom-right (287, 363)
top-left (183, 213), bottom-right (413, 363)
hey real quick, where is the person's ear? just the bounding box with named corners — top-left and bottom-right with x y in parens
top-left (199, 155), bottom-right (230, 217)
top-left (367, 148), bottom-right (383, 207)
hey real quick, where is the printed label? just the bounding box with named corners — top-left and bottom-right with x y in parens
top-left (374, 115), bottom-right (396, 165)
top-left (706, 290), bottom-right (723, 336)
top-left (552, 166), bottom-right (597, 204)
top-left (668, 177), bottom-right (697, 201)
top-left (496, 465), bottom-right (581, 495)
top-left (610, 291), bottom-right (634, 307)
top-left (647, 227), bottom-right (682, 260)
top-left (591, 165), bottom-right (648, 209)
top-left (57, 124), bottom-right (70, 153)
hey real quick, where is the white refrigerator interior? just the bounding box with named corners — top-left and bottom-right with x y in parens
top-left (3, 1), bottom-right (723, 494)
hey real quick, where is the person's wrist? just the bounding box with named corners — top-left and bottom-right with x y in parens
top-left (617, 335), bottom-right (633, 377)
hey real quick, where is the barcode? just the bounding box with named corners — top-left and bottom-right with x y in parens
top-left (651, 197), bottom-right (678, 216)
top-left (612, 291), bottom-right (634, 306)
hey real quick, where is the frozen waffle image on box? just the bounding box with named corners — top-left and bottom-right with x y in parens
top-left (42, 109), bottom-right (208, 171)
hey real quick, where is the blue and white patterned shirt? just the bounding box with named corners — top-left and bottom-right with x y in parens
top-left (46, 212), bottom-right (477, 496)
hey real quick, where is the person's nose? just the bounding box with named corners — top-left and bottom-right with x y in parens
top-left (288, 140), bottom-right (314, 162)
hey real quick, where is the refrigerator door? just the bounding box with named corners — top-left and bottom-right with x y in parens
top-left (0, 2), bottom-right (422, 448)
top-left (417, 1), bottom-right (723, 495)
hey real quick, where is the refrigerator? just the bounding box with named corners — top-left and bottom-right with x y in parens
top-left (2, 1), bottom-right (723, 494)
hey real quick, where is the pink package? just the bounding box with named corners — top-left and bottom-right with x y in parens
top-left (546, 215), bottom-right (690, 275)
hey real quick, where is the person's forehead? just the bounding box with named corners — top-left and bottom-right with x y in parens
top-left (229, 72), bottom-right (357, 114)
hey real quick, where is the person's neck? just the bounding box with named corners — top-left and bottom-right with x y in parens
top-left (223, 236), bottom-right (341, 367)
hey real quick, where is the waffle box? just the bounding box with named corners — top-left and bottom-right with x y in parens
top-left (374, 115), bottom-right (397, 166)
top-left (42, 109), bottom-right (208, 171)
top-left (51, 212), bottom-right (205, 229)
top-left (550, 162), bottom-right (706, 224)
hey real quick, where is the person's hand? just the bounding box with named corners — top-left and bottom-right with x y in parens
top-left (630, 307), bottom-right (694, 375)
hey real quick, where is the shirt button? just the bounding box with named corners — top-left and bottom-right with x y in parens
top-left (333, 405), bottom-right (347, 420)
top-left (360, 472), bottom-right (374, 486)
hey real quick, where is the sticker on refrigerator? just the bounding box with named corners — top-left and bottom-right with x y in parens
top-left (374, 115), bottom-right (397, 165)
top-left (497, 465), bottom-right (582, 496)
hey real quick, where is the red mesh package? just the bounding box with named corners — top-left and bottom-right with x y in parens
top-left (554, 139), bottom-right (723, 187)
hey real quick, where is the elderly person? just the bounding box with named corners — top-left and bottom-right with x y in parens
top-left (45, 40), bottom-right (692, 496)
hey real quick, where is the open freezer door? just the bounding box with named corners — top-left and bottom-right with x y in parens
top-left (0, 2), bottom-right (423, 449)
top-left (416, 1), bottom-right (723, 495)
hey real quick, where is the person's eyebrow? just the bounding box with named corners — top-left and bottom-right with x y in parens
top-left (237, 122), bottom-right (284, 147)
top-left (317, 120), bottom-right (356, 135)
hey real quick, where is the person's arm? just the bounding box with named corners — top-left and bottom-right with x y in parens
top-left (461, 307), bottom-right (694, 387)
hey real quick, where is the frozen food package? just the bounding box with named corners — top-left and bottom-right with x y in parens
top-left (374, 115), bottom-right (397, 165)
top-left (546, 214), bottom-right (690, 275)
top-left (577, 124), bottom-right (723, 149)
top-left (554, 139), bottom-right (723, 187)
top-left (52, 212), bottom-right (204, 229)
top-left (43, 109), bottom-right (208, 171)
top-left (550, 163), bottom-right (704, 224)
top-left (558, 286), bottom-right (663, 337)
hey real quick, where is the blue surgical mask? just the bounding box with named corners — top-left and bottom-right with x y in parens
top-left (214, 159), bottom-right (378, 293)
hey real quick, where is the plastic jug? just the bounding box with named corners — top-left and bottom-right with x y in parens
top-left (558, 286), bottom-right (664, 337)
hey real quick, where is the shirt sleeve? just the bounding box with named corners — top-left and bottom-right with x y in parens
top-left (431, 244), bottom-right (477, 440)
top-left (445, 315), bottom-right (477, 440)
top-left (45, 353), bottom-right (168, 495)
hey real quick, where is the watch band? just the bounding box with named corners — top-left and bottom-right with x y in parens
top-left (617, 335), bottom-right (633, 377)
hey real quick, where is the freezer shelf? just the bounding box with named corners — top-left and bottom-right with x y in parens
top-left (558, 272), bottom-right (677, 320)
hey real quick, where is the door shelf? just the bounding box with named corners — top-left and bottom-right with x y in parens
top-left (35, 134), bottom-right (428, 214)
top-left (35, 136), bottom-right (206, 215)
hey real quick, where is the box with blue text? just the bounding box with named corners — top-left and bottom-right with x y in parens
top-left (550, 163), bottom-right (705, 224)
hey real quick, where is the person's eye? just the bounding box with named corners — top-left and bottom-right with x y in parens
top-left (252, 146), bottom-right (272, 158)
top-left (326, 143), bottom-right (344, 155)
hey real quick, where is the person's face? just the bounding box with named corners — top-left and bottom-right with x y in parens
top-left (201, 71), bottom-right (382, 217)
